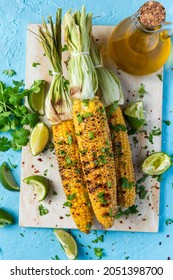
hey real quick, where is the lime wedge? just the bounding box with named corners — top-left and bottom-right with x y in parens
top-left (28, 80), bottom-right (46, 116)
top-left (0, 208), bottom-right (14, 227)
top-left (0, 162), bottom-right (20, 191)
top-left (30, 122), bottom-right (50, 156)
top-left (54, 229), bottom-right (78, 260)
top-left (23, 175), bottom-right (50, 201)
top-left (142, 152), bottom-right (171, 175)
top-left (124, 101), bottom-right (145, 130)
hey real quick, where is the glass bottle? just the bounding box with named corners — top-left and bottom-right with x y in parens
top-left (109, 1), bottom-right (172, 76)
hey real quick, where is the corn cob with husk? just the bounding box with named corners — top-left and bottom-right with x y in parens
top-left (38, 9), bottom-right (93, 233)
top-left (63, 6), bottom-right (117, 228)
top-left (90, 37), bottom-right (136, 208)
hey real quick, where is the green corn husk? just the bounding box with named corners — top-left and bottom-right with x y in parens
top-left (63, 6), bottom-right (98, 100)
top-left (38, 9), bottom-right (72, 124)
top-left (90, 37), bottom-right (124, 107)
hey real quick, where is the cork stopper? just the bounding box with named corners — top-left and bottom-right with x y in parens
top-left (139, 1), bottom-right (166, 28)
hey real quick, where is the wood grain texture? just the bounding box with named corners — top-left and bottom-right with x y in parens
top-left (19, 25), bottom-right (163, 232)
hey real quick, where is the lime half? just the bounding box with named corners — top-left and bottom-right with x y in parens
top-left (23, 175), bottom-right (50, 201)
top-left (142, 152), bottom-right (171, 175)
top-left (28, 80), bottom-right (46, 116)
top-left (124, 101), bottom-right (145, 130)
top-left (0, 162), bottom-right (20, 191)
top-left (30, 122), bottom-right (50, 156)
top-left (0, 209), bottom-right (14, 227)
top-left (54, 229), bottom-right (78, 260)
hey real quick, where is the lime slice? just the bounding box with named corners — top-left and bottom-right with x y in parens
top-left (23, 175), bottom-right (50, 201)
top-left (54, 229), bottom-right (78, 260)
top-left (30, 122), bottom-right (50, 156)
top-left (124, 101), bottom-right (145, 130)
top-left (28, 80), bottom-right (46, 116)
top-left (142, 152), bottom-right (171, 175)
top-left (0, 208), bottom-right (14, 227)
top-left (0, 162), bottom-right (20, 191)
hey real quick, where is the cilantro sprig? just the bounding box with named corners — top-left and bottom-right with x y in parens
top-left (0, 79), bottom-right (43, 151)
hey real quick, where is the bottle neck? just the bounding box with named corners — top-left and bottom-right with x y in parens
top-left (128, 17), bottom-right (160, 54)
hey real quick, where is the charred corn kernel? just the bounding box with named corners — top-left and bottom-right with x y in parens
top-left (52, 120), bottom-right (93, 233)
top-left (109, 106), bottom-right (136, 208)
top-left (73, 97), bottom-right (117, 229)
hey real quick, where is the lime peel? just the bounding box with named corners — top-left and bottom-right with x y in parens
top-left (142, 152), bottom-right (171, 175)
top-left (0, 209), bottom-right (14, 227)
top-left (54, 229), bottom-right (78, 260)
top-left (23, 175), bottom-right (50, 201)
top-left (30, 122), bottom-right (50, 156)
top-left (124, 101), bottom-right (145, 130)
top-left (0, 162), bottom-right (19, 191)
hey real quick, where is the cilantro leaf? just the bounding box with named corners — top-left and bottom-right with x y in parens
top-left (32, 62), bottom-right (41, 67)
top-left (138, 83), bottom-right (148, 98)
top-left (11, 128), bottom-right (30, 150)
top-left (0, 137), bottom-right (11, 152)
top-left (3, 69), bottom-right (16, 77)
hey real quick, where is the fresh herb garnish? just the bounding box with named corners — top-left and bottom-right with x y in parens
top-left (62, 44), bottom-right (68, 52)
top-left (94, 247), bottom-right (103, 259)
top-left (97, 192), bottom-right (107, 205)
top-left (3, 69), bottom-right (16, 77)
top-left (138, 83), bottom-right (148, 98)
top-left (165, 218), bottom-right (173, 226)
top-left (115, 205), bottom-right (138, 219)
top-left (38, 204), bottom-right (49, 216)
top-left (67, 193), bottom-right (76, 200)
top-left (63, 201), bottom-right (72, 207)
top-left (92, 235), bottom-right (104, 243)
top-left (67, 135), bottom-right (73, 145)
top-left (110, 123), bottom-right (127, 132)
top-left (148, 127), bottom-right (161, 144)
top-left (89, 131), bottom-right (95, 140)
top-left (32, 62), bottom-right (41, 67)
top-left (120, 177), bottom-right (134, 189)
top-left (157, 74), bottom-right (163, 81)
top-left (163, 120), bottom-right (171, 126)
top-left (132, 136), bottom-right (139, 146)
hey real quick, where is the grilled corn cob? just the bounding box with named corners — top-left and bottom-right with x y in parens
top-left (53, 120), bottom-right (93, 233)
top-left (109, 106), bottom-right (136, 208)
top-left (38, 9), bottom-right (94, 233)
top-left (73, 97), bottom-right (117, 228)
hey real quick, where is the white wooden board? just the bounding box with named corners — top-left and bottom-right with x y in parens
top-left (19, 25), bottom-right (163, 232)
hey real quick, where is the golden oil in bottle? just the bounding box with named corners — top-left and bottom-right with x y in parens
top-left (109, 1), bottom-right (171, 76)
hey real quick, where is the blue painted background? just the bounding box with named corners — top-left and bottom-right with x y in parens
top-left (0, 0), bottom-right (173, 260)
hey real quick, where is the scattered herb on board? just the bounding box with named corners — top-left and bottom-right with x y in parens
top-left (138, 83), bottom-right (148, 98)
top-left (132, 136), bottom-right (139, 146)
top-left (165, 218), bottom-right (173, 226)
top-left (148, 127), bottom-right (161, 144)
top-left (115, 205), bottom-right (139, 219)
top-left (136, 174), bottom-right (148, 199)
top-left (38, 204), bottom-right (49, 216)
top-left (163, 120), bottom-right (171, 126)
top-left (157, 74), bottom-right (163, 81)
top-left (32, 62), bottom-right (41, 67)
top-left (3, 69), bottom-right (16, 77)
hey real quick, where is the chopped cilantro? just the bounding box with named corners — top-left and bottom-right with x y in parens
top-left (157, 74), bottom-right (163, 81)
top-left (165, 218), bottom-right (173, 226)
top-left (52, 191), bottom-right (58, 196)
top-left (89, 131), bottom-right (95, 140)
top-left (110, 123), bottom-right (127, 132)
top-left (51, 255), bottom-right (59, 260)
top-left (48, 70), bottom-right (53, 76)
top-left (94, 248), bottom-right (103, 259)
top-left (82, 99), bottom-right (89, 107)
top-left (67, 135), bottom-right (73, 145)
top-left (3, 69), bottom-right (16, 77)
top-left (77, 114), bottom-right (83, 123)
top-left (132, 136), bottom-right (139, 146)
top-left (67, 193), bottom-right (76, 200)
top-left (62, 44), bottom-right (68, 52)
top-left (97, 192), bottom-right (107, 205)
top-left (115, 205), bottom-right (138, 219)
top-left (38, 204), bottom-right (49, 216)
top-left (138, 83), bottom-right (148, 98)
top-left (163, 120), bottom-right (171, 126)
top-left (0, 137), bottom-right (11, 152)
top-left (120, 177), bottom-right (134, 189)
top-left (92, 235), bottom-right (104, 243)
top-left (32, 62), bottom-right (41, 67)
top-left (63, 201), bottom-right (72, 207)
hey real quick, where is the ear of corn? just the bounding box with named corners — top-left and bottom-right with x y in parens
top-left (38, 9), bottom-right (94, 233)
top-left (109, 106), bottom-right (136, 208)
top-left (73, 97), bottom-right (117, 228)
top-left (53, 120), bottom-right (93, 233)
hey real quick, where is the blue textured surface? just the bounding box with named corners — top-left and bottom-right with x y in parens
top-left (1, 0), bottom-right (173, 260)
